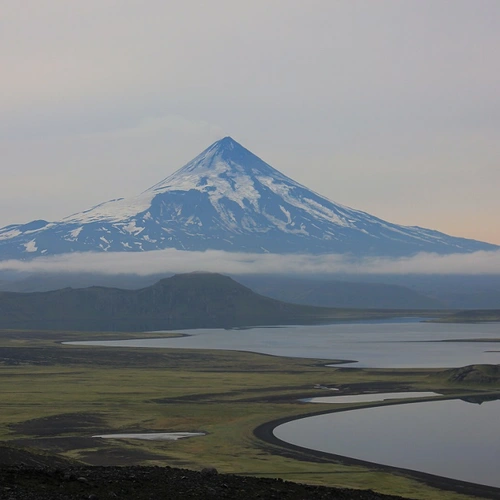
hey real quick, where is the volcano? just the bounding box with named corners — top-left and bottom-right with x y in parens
top-left (0, 136), bottom-right (497, 259)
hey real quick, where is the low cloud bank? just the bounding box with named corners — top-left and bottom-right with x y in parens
top-left (0, 248), bottom-right (499, 276)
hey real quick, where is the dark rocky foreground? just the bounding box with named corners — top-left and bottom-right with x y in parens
top-left (0, 444), bottom-right (408, 500)
top-left (0, 464), bottom-right (408, 500)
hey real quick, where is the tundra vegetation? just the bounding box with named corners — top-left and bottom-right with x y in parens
top-left (1, 329), bottom-right (499, 500)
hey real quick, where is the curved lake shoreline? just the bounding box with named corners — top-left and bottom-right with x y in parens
top-left (253, 398), bottom-right (500, 500)
top-left (67, 321), bottom-right (500, 494)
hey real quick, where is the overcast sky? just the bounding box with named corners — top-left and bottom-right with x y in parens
top-left (2, 1), bottom-right (499, 245)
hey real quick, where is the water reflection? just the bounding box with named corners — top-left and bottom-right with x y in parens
top-left (459, 394), bottom-right (500, 405)
top-left (302, 392), bottom-right (440, 404)
top-left (274, 399), bottom-right (500, 488)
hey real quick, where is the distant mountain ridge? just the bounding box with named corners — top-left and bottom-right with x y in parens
top-left (2, 271), bottom-right (499, 309)
top-left (0, 273), bottom-right (352, 331)
top-left (0, 271), bottom-right (445, 309)
top-left (0, 272), bottom-right (441, 332)
top-left (237, 275), bottom-right (444, 309)
top-left (0, 137), bottom-right (497, 259)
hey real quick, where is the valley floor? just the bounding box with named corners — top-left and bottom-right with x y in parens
top-left (1, 329), bottom-right (499, 500)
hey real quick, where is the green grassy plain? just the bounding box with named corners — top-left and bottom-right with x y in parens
top-left (434, 310), bottom-right (500, 323)
top-left (1, 329), bottom-right (499, 500)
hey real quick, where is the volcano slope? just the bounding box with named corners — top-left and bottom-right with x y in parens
top-left (1, 136), bottom-right (497, 259)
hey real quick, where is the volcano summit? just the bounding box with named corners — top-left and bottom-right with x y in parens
top-left (0, 137), bottom-right (497, 259)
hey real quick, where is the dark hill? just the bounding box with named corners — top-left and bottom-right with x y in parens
top-left (437, 364), bottom-right (500, 385)
top-left (3, 271), bottom-right (500, 309)
top-left (0, 272), bottom-right (379, 332)
top-left (237, 275), bottom-right (443, 309)
top-left (438, 309), bottom-right (500, 323)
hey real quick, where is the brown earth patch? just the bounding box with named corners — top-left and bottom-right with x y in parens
top-left (9, 437), bottom-right (103, 453)
top-left (9, 413), bottom-right (106, 437)
top-left (334, 382), bottom-right (412, 393)
top-left (78, 446), bottom-right (171, 466)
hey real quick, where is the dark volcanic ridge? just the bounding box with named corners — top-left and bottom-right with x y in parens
top-left (0, 272), bottom-right (420, 332)
top-left (1, 136), bottom-right (497, 260)
top-left (3, 271), bottom-right (500, 310)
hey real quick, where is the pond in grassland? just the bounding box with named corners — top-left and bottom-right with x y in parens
top-left (301, 391), bottom-right (440, 404)
top-left (274, 398), bottom-right (500, 488)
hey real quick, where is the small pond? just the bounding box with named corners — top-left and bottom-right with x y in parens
top-left (302, 391), bottom-right (440, 404)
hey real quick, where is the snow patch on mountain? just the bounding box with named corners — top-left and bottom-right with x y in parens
top-left (63, 196), bottom-right (155, 224)
top-left (24, 240), bottom-right (38, 252)
top-left (0, 136), bottom-right (498, 259)
top-left (121, 221), bottom-right (145, 235)
top-left (0, 228), bottom-right (21, 241)
top-left (68, 227), bottom-right (83, 239)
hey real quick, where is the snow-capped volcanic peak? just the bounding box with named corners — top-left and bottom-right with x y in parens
top-left (145, 136), bottom-right (353, 229)
top-left (0, 136), bottom-right (498, 259)
top-left (147, 137), bottom-right (268, 211)
top-left (62, 136), bottom-right (291, 225)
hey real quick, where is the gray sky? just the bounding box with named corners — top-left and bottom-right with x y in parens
top-left (2, 0), bottom-right (500, 244)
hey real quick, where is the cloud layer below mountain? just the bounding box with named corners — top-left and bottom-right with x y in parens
top-left (1, 249), bottom-right (499, 276)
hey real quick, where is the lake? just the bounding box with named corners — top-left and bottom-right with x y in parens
top-left (68, 320), bottom-right (500, 488)
top-left (274, 398), bottom-right (500, 489)
top-left (68, 320), bottom-right (500, 368)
